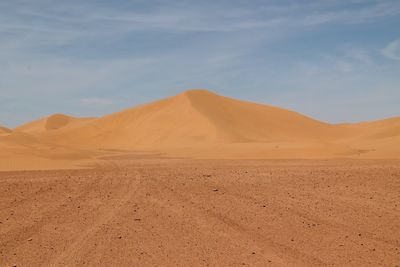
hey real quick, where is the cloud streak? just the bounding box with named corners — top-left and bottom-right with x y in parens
top-left (382, 39), bottom-right (400, 60)
top-left (80, 98), bottom-right (114, 106)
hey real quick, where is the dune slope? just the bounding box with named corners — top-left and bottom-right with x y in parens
top-left (183, 90), bottom-right (349, 142)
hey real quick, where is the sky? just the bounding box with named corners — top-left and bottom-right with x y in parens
top-left (1, 0), bottom-right (400, 127)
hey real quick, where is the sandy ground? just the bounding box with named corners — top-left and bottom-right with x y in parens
top-left (1, 158), bottom-right (399, 266)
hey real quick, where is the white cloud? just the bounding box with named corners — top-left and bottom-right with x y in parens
top-left (345, 49), bottom-right (373, 65)
top-left (79, 98), bottom-right (114, 106)
top-left (382, 39), bottom-right (400, 60)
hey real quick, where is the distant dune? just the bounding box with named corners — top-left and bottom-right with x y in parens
top-left (2, 89), bottom-right (399, 170)
top-left (337, 117), bottom-right (400, 158)
top-left (15, 113), bottom-right (95, 134)
top-left (1, 114), bottom-right (96, 171)
top-left (340, 116), bottom-right (400, 139)
top-left (0, 130), bottom-right (95, 171)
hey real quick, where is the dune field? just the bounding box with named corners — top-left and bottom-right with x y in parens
top-left (0, 90), bottom-right (399, 266)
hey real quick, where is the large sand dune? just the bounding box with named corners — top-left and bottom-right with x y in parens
top-left (31, 89), bottom-right (399, 159)
top-left (3, 89), bottom-right (399, 171)
top-left (40, 90), bottom-right (350, 148)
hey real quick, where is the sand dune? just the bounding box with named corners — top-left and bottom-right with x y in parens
top-left (39, 90), bottom-right (346, 147)
top-left (336, 117), bottom-right (400, 158)
top-left (2, 118), bottom-right (98, 171)
top-left (3, 89), bottom-right (399, 170)
top-left (15, 113), bottom-right (94, 134)
top-left (0, 131), bottom-right (96, 171)
top-left (341, 116), bottom-right (400, 139)
top-left (31, 89), bottom-right (398, 159)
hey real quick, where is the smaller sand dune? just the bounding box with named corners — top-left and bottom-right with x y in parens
top-left (0, 131), bottom-right (97, 171)
top-left (341, 116), bottom-right (400, 139)
top-left (336, 117), bottom-right (400, 158)
top-left (2, 116), bottom-right (98, 171)
top-left (15, 113), bottom-right (95, 134)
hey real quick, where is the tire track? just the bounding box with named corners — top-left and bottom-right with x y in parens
top-left (50, 170), bottom-right (141, 266)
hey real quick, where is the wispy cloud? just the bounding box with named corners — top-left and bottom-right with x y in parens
top-left (382, 39), bottom-right (400, 60)
top-left (80, 98), bottom-right (114, 106)
top-left (345, 48), bottom-right (373, 65)
top-left (1, 0), bottom-right (400, 47)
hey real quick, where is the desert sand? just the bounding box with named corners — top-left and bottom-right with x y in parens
top-left (0, 89), bottom-right (399, 266)
top-left (1, 158), bottom-right (399, 266)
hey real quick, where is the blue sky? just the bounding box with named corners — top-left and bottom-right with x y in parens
top-left (1, 0), bottom-right (400, 127)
